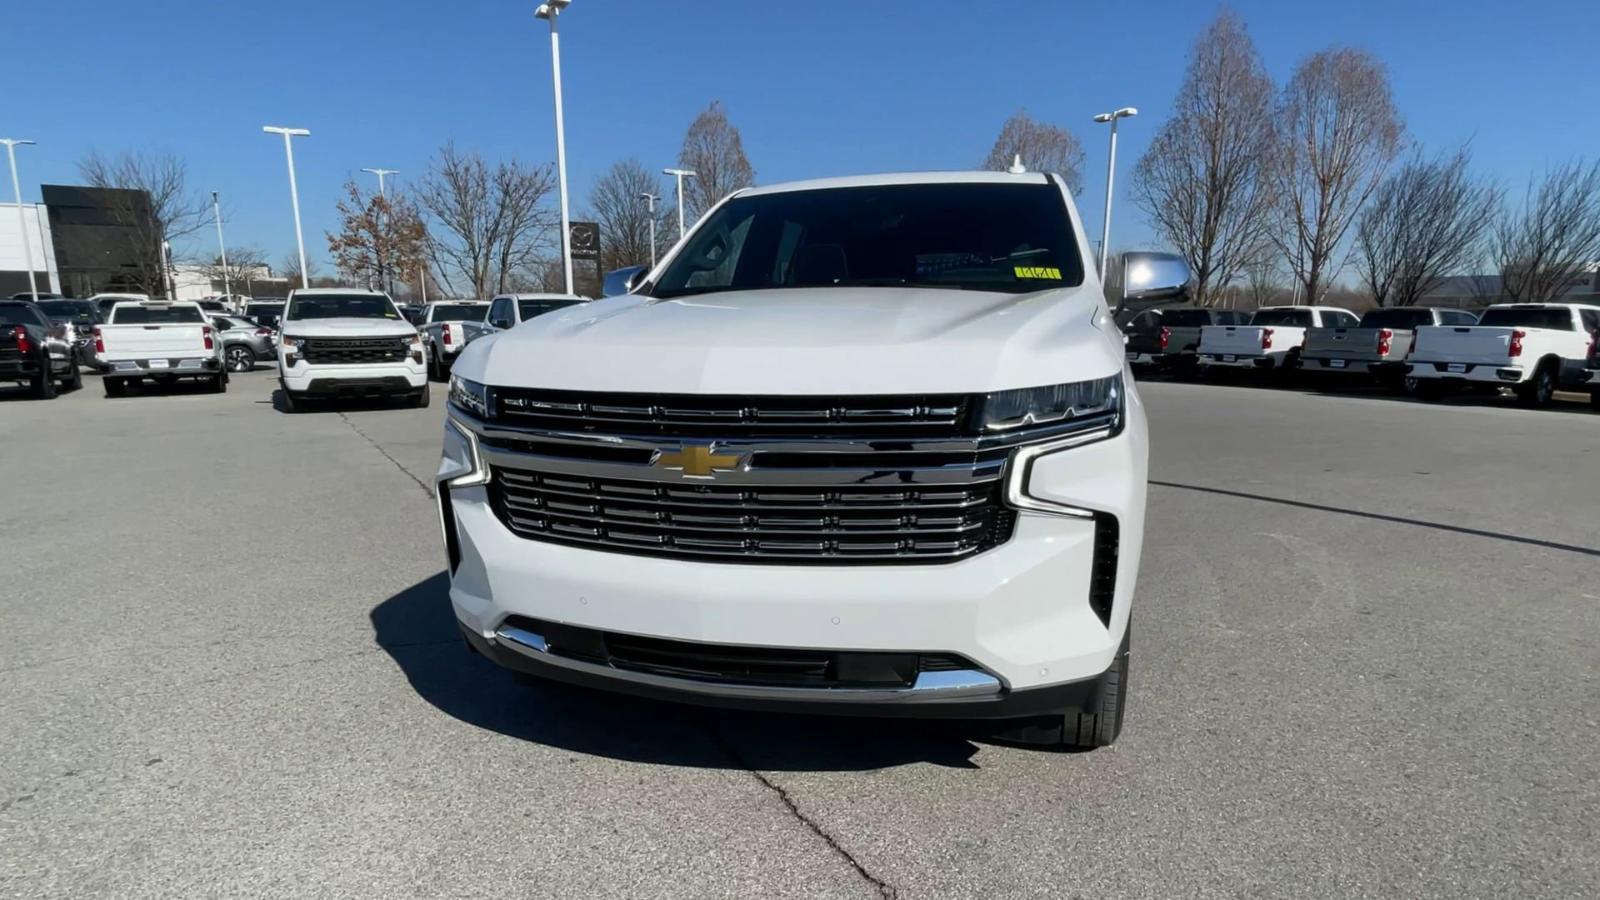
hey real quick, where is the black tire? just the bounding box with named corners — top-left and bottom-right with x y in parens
top-left (1515, 364), bottom-right (1556, 408)
top-left (209, 372), bottom-right (228, 393)
top-left (104, 377), bottom-right (127, 398)
top-left (62, 361), bottom-right (82, 391)
top-left (279, 381), bottom-right (303, 413)
top-left (412, 385), bottom-right (431, 408)
top-left (32, 367), bottom-right (57, 400)
top-left (1590, 390), bottom-right (1600, 411)
top-left (992, 628), bottom-right (1131, 751)
top-left (428, 346), bottom-right (444, 382)
top-left (1416, 380), bottom-right (1448, 402)
top-left (225, 345), bottom-right (256, 373)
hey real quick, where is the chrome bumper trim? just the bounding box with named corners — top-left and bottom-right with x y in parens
top-left (493, 623), bottom-right (1003, 702)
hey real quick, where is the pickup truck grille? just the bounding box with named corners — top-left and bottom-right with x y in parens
top-left (488, 466), bottom-right (1015, 563)
top-left (300, 336), bottom-right (410, 365)
top-left (492, 387), bottom-right (971, 437)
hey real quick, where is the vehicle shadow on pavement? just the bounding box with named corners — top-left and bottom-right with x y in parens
top-left (371, 573), bottom-right (987, 771)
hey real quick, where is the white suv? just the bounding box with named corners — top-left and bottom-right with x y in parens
top-left (438, 172), bottom-right (1175, 749)
top-left (277, 289), bottom-right (428, 412)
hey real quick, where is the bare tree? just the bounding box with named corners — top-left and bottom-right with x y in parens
top-left (1494, 160), bottom-right (1600, 302)
top-left (326, 180), bottom-right (430, 294)
top-left (78, 150), bottom-right (211, 295)
top-left (678, 101), bottom-right (755, 220)
top-left (588, 158), bottom-right (673, 271)
top-left (1131, 12), bottom-right (1276, 306)
top-left (194, 244), bottom-right (268, 296)
top-left (1272, 48), bottom-right (1403, 304)
top-left (1242, 251), bottom-right (1285, 310)
top-left (982, 111), bottom-right (1085, 192)
top-left (416, 142), bottom-right (558, 298)
top-left (1354, 147), bottom-right (1499, 306)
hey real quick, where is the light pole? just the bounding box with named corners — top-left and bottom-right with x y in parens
top-left (262, 126), bottom-right (312, 290)
top-left (211, 191), bottom-right (232, 305)
top-left (663, 168), bottom-right (696, 239)
top-left (1091, 106), bottom-right (1137, 278)
top-left (535, 0), bottom-right (575, 295)
top-left (161, 239), bottom-right (175, 299)
top-left (2, 138), bottom-right (39, 301)
top-left (361, 167), bottom-right (399, 293)
top-left (640, 191), bottom-right (659, 267)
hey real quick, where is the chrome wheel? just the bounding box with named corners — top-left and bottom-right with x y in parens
top-left (226, 346), bottom-right (255, 372)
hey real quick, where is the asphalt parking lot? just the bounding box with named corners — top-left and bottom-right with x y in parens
top-left (3, 370), bottom-right (1597, 899)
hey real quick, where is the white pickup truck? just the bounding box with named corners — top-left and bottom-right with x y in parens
top-left (439, 170), bottom-right (1179, 750)
top-left (1301, 306), bottom-right (1479, 387)
top-left (95, 300), bottom-right (227, 397)
top-left (277, 288), bottom-right (428, 412)
top-left (1198, 305), bottom-right (1360, 374)
top-left (418, 301), bottom-right (493, 381)
top-left (1408, 302), bottom-right (1600, 406)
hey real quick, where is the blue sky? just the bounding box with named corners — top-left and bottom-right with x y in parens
top-left (9, 0), bottom-right (1599, 275)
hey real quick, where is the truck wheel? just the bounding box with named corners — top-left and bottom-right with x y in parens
top-left (104, 377), bottom-right (127, 398)
top-left (62, 361), bottom-right (83, 391)
top-left (412, 385), bottom-right (431, 408)
top-left (1415, 380), bottom-right (1447, 402)
top-left (1515, 365), bottom-right (1556, 408)
top-left (209, 372), bottom-right (228, 393)
top-left (992, 628), bottom-right (1130, 751)
top-left (225, 345), bottom-right (255, 372)
top-left (279, 381), bottom-right (303, 413)
top-left (427, 348), bottom-right (443, 382)
top-left (32, 369), bottom-right (58, 400)
top-left (1591, 390), bottom-right (1600, 411)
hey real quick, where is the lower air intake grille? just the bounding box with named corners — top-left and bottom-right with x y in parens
top-left (1089, 513), bottom-right (1119, 626)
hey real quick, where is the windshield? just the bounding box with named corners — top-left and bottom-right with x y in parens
top-left (518, 298), bottom-right (582, 320)
top-left (648, 181), bottom-right (1083, 298)
top-left (1476, 307), bottom-right (1574, 330)
top-left (38, 301), bottom-right (98, 323)
top-left (285, 294), bottom-right (399, 321)
top-left (431, 304), bottom-right (488, 322)
top-left (111, 305), bottom-right (205, 324)
top-left (0, 304), bottom-right (45, 328)
top-left (1359, 308), bottom-right (1435, 329)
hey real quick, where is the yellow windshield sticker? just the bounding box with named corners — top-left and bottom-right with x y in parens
top-left (1014, 266), bottom-right (1062, 279)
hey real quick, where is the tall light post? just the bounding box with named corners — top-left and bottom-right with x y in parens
top-left (211, 191), bottom-right (232, 305)
top-left (2, 138), bottom-right (39, 301)
top-left (663, 168), bottom-right (696, 239)
top-left (1091, 107), bottom-right (1137, 277)
top-left (535, 0), bottom-right (575, 295)
top-left (161, 240), bottom-right (175, 300)
top-left (361, 167), bottom-right (399, 293)
top-left (640, 191), bottom-right (659, 267)
top-left (262, 126), bottom-right (311, 290)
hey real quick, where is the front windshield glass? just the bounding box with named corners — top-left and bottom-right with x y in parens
top-left (431, 304), bottom-right (488, 322)
top-left (649, 181), bottom-right (1084, 298)
top-left (38, 301), bottom-right (97, 323)
top-left (285, 294), bottom-right (399, 321)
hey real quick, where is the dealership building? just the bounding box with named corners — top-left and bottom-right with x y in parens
top-left (0, 184), bottom-right (162, 298)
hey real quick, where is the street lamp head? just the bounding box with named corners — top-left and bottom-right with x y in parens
top-left (1092, 113), bottom-right (1114, 123)
top-left (0, 138), bottom-right (37, 147)
top-left (535, 0), bottom-right (571, 19)
top-left (262, 126), bottom-right (311, 137)
top-left (663, 168), bottom-right (697, 179)
top-left (1115, 107), bottom-right (1138, 118)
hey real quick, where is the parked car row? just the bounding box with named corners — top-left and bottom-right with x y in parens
top-left (1125, 301), bottom-right (1600, 409)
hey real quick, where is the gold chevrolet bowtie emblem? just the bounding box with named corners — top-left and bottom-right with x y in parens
top-left (656, 443), bottom-right (745, 478)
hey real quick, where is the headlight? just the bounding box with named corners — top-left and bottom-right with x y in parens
top-left (978, 374), bottom-right (1122, 433)
top-left (439, 417), bottom-right (488, 487)
top-left (449, 374), bottom-right (491, 418)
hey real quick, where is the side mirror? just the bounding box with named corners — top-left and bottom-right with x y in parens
top-left (1117, 251), bottom-right (1192, 315)
top-left (491, 317), bottom-right (513, 330)
top-left (602, 265), bottom-right (647, 298)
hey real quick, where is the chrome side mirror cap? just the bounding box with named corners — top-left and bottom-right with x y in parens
top-left (1119, 251), bottom-right (1192, 309)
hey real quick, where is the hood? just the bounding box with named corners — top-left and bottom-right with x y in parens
top-left (460, 286), bottom-right (1120, 394)
top-left (280, 317), bottom-right (417, 338)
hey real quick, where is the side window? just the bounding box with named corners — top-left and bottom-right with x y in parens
top-left (1128, 311), bottom-right (1158, 332)
top-left (1293, 310), bottom-right (1314, 328)
top-left (1579, 309), bottom-right (1600, 334)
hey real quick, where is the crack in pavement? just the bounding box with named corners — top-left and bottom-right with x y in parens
top-left (336, 410), bottom-right (436, 498)
top-left (701, 718), bottom-right (898, 899)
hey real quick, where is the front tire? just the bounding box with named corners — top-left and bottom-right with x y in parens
top-left (1515, 365), bottom-right (1556, 408)
top-left (993, 629), bottom-right (1130, 751)
top-left (1590, 390), bottom-right (1600, 411)
top-left (279, 380), bottom-right (303, 413)
top-left (411, 385), bottom-right (431, 408)
top-left (226, 345), bottom-right (256, 372)
top-left (32, 368), bottom-right (57, 400)
top-left (62, 361), bottom-right (82, 391)
top-left (209, 372), bottom-right (228, 393)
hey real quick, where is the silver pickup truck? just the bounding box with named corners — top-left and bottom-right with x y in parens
top-left (1301, 306), bottom-right (1479, 388)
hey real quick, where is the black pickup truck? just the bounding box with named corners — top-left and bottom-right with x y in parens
top-left (1, 300), bottom-right (82, 399)
top-left (1123, 306), bottom-right (1251, 376)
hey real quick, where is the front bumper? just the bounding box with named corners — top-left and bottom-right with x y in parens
top-left (281, 360), bottom-right (426, 394)
top-left (441, 395), bottom-right (1148, 713)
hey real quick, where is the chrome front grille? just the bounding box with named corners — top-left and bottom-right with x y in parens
top-left (488, 466), bottom-right (1016, 563)
top-left (300, 336), bottom-right (409, 365)
top-left (492, 387), bottom-right (971, 437)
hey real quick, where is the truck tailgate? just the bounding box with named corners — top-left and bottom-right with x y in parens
top-left (1412, 326), bottom-right (1515, 365)
top-left (98, 324), bottom-right (209, 359)
top-left (1200, 325), bottom-right (1268, 355)
top-left (1304, 327), bottom-right (1384, 361)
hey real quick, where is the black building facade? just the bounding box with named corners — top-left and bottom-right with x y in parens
top-left (42, 185), bottom-right (159, 298)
